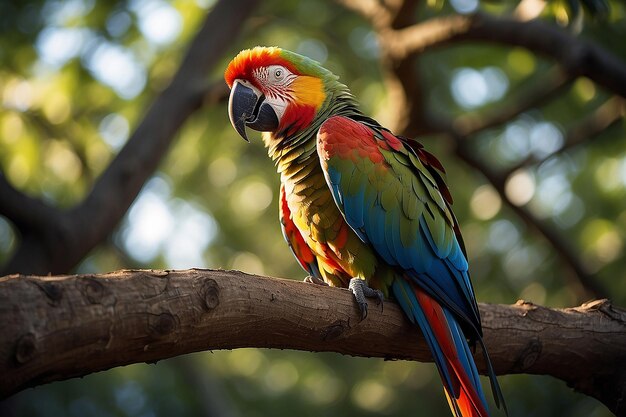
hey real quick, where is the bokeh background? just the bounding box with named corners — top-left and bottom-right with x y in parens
top-left (1, 0), bottom-right (624, 416)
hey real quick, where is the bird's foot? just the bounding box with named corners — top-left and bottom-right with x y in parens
top-left (303, 275), bottom-right (328, 286)
top-left (349, 278), bottom-right (384, 320)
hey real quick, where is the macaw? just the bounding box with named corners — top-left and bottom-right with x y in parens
top-left (225, 46), bottom-right (506, 417)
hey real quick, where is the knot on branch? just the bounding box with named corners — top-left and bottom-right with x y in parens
top-left (322, 319), bottom-right (351, 341)
top-left (148, 312), bottom-right (177, 337)
top-left (197, 277), bottom-right (220, 311)
top-left (78, 277), bottom-right (114, 306)
top-left (14, 333), bottom-right (37, 365)
top-left (34, 281), bottom-right (63, 306)
top-left (512, 338), bottom-right (542, 372)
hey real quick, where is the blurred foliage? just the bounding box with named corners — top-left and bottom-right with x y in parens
top-left (1, 0), bottom-right (625, 416)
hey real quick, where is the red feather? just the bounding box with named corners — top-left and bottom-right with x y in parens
top-left (225, 47), bottom-right (299, 89)
top-left (415, 284), bottom-right (490, 417)
top-left (279, 103), bottom-right (318, 138)
top-left (279, 184), bottom-right (316, 270)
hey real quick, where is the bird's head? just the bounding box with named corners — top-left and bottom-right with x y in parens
top-left (225, 46), bottom-right (333, 141)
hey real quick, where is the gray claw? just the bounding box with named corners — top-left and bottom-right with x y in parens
top-left (349, 278), bottom-right (384, 320)
top-left (304, 275), bottom-right (328, 286)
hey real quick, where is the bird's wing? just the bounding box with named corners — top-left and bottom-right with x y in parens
top-left (316, 115), bottom-right (480, 331)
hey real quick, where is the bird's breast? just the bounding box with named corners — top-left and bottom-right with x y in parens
top-left (281, 164), bottom-right (380, 283)
top-left (282, 167), bottom-right (344, 246)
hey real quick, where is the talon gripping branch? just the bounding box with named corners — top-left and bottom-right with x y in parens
top-left (225, 46), bottom-right (506, 417)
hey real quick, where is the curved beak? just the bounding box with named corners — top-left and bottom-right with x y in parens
top-left (228, 80), bottom-right (279, 142)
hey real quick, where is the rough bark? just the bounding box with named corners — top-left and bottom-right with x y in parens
top-left (2, 269), bottom-right (625, 414)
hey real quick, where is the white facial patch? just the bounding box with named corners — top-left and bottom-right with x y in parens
top-left (252, 65), bottom-right (298, 121)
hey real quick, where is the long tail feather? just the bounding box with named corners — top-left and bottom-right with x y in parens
top-left (392, 278), bottom-right (492, 417)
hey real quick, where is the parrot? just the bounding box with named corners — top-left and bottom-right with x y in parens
top-left (224, 46), bottom-right (506, 417)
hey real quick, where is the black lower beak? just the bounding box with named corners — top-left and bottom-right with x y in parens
top-left (228, 80), bottom-right (279, 142)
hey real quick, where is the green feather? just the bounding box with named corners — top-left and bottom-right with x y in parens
top-left (381, 182), bottom-right (399, 212)
top-left (402, 185), bottom-right (420, 220)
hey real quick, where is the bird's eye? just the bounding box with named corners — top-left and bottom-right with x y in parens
top-left (267, 66), bottom-right (288, 83)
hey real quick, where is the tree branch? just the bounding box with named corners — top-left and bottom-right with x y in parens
top-left (0, 173), bottom-right (62, 234)
top-left (0, 0), bottom-right (253, 276)
top-left (338, 0), bottom-right (432, 136)
top-left (381, 0), bottom-right (431, 136)
top-left (2, 269), bottom-right (625, 414)
top-left (335, 0), bottom-right (393, 29)
top-left (387, 13), bottom-right (626, 98)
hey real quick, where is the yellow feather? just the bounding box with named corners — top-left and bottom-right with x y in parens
top-left (291, 76), bottom-right (326, 109)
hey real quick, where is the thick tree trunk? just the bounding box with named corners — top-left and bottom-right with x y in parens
top-left (1, 269), bottom-right (625, 414)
